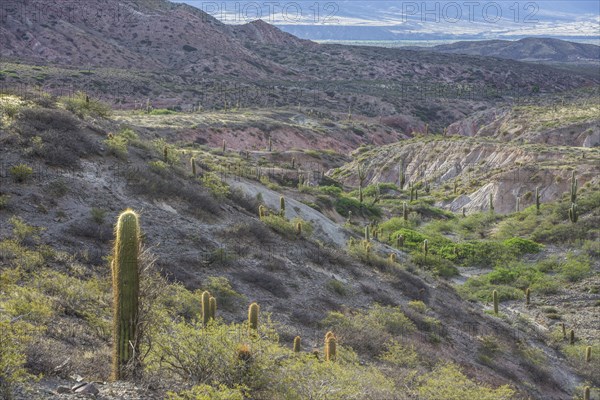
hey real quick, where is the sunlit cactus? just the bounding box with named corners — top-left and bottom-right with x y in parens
top-left (111, 209), bottom-right (141, 381)
top-left (259, 205), bottom-right (266, 219)
top-left (423, 239), bottom-right (428, 257)
top-left (325, 332), bottom-right (337, 362)
top-left (201, 291), bottom-right (211, 325)
top-left (389, 253), bottom-right (397, 263)
top-left (248, 303), bottom-right (259, 331)
top-left (209, 296), bottom-right (217, 320)
top-left (296, 221), bottom-right (302, 236)
top-left (293, 336), bottom-right (301, 353)
top-left (585, 346), bottom-right (591, 362)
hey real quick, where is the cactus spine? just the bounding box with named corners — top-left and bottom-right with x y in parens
top-left (293, 336), bottom-right (301, 353)
top-left (209, 296), bottom-right (217, 320)
top-left (535, 186), bottom-right (541, 214)
top-left (325, 332), bottom-right (336, 362)
top-left (201, 291), bottom-right (211, 325)
top-left (585, 346), bottom-right (591, 362)
top-left (248, 303), bottom-right (259, 331)
top-left (111, 209), bottom-right (140, 381)
top-left (569, 203), bottom-right (578, 223)
top-left (280, 196), bottom-right (285, 217)
top-left (526, 288), bottom-right (530, 306)
top-left (493, 290), bottom-right (498, 315)
top-left (191, 157), bottom-right (196, 176)
top-left (570, 329), bottom-right (575, 345)
top-left (423, 239), bottom-right (428, 257)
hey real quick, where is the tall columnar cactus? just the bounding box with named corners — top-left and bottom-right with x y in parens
top-left (562, 323), bottom-right (567, 339)
top-left (585, 346), bottom-right (592, 362)
top-left (584, 386), bottom-right (590, 400)
top-left (454, 181), bottom-right (458, 195)
top-left (399, 159), bottom-right (405, 189)
top-left (489, 193), bottom-right (494, 214)
top-left (296, 221), bottom-right (302, 236)
top-left (462, 207), bottom-right (466, 217)
top-left (163, 146), bottom-right (168, 162)
top-left (259, 205), bottom-right (266, 219)
top-left (248, 303), bottom-right (259, 331)
top-left (364, 226), bottom-right (370, 242)
top-left (493, 290), bottom-right (498, 315)
top-left (396, 235), bottom-right (404, 248)
top-left (291, 157), bottom-right (296, 169)
top-left (389, 253), bottom-right (397, 263)
top-left (325, 332), bottom-right (336, 362)
top-left (209, 296), bottom-right (217, 321)
top-left (268, 137), bottom-right (272, 152)
top-left (423, 239), bottom-right (429, 257)
top-left (191, 157), bottom-right (196, 176)
top-left (222, 139), bottom-right (226, 153)
top-left (280, 196), bottom-right (285, 217)
top-left (293, 336), bottom-right (301, 353)
top-left (415, 188), bottom-right (418, 200)
top-left (569, 329), bottom-right (575, 345)
top-left (515, 197), bottom-right (520, 213)
top-left (526, 288), bottom-right (530, 306)
top-left (570, 170), bottom-right (578, 203)
top-left (111, 209), bottom-right (140, 381)
top-left (535, 186), bottom-right (541, 214)
top-left (410, 187), bottom-right (414, 202)
top-left (403, 202), bottom-right (408, 221)
top-left (201, 291), bottom-right (211, 325)
top-left (569, 203), bottom-right (578, 223)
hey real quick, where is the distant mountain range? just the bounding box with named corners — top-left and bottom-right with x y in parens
top-left (409, 38), bottom-right (600, 63)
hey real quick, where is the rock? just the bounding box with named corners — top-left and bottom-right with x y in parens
top-left (56, 386), bottom-right (71, 394)
top-left (74, 383), bottom-right (99, 395)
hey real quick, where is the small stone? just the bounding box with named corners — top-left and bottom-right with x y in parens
top-left (74, 383), bottom-right (99, 395)
top-left (56, 386), bottom-right (71, 394)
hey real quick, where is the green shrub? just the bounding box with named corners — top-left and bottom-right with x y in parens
top-left (201, 172), bottom-right (230, 199)
top-left (326, 279), bottom-right (348, 296)
top-left (150, 108), bottom-right (177, 115)
top-left (167, 384), bottom-right (247, 400)
top-left (335, 196), bottom-right (381, 218)
top-left (0, 194), bottom-right (10, 209)
top-left (9, 216), bottom-right (41, 243)
top-left (0, 317), bottom-right (38, 399)
top-left (203, 277), bottom-right (246, 312)
top-left (104, 134), bottom-right (128, 158)
top-left (417, 362), bottom-right (515, 399)
top-left (559, 253), bottom-right (591, 282)
top-left (502, 237), bottom-right (543, 255)
top-left (9, 164), bottom-right (33, 183)
top-left (60, 91), bottom-right (111, 118)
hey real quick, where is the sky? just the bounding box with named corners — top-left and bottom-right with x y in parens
top-left (176, 1), bottom-right (600, 40)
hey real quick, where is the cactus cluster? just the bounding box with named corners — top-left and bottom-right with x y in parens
top-left (111, 209), bottom-right (141, 381)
